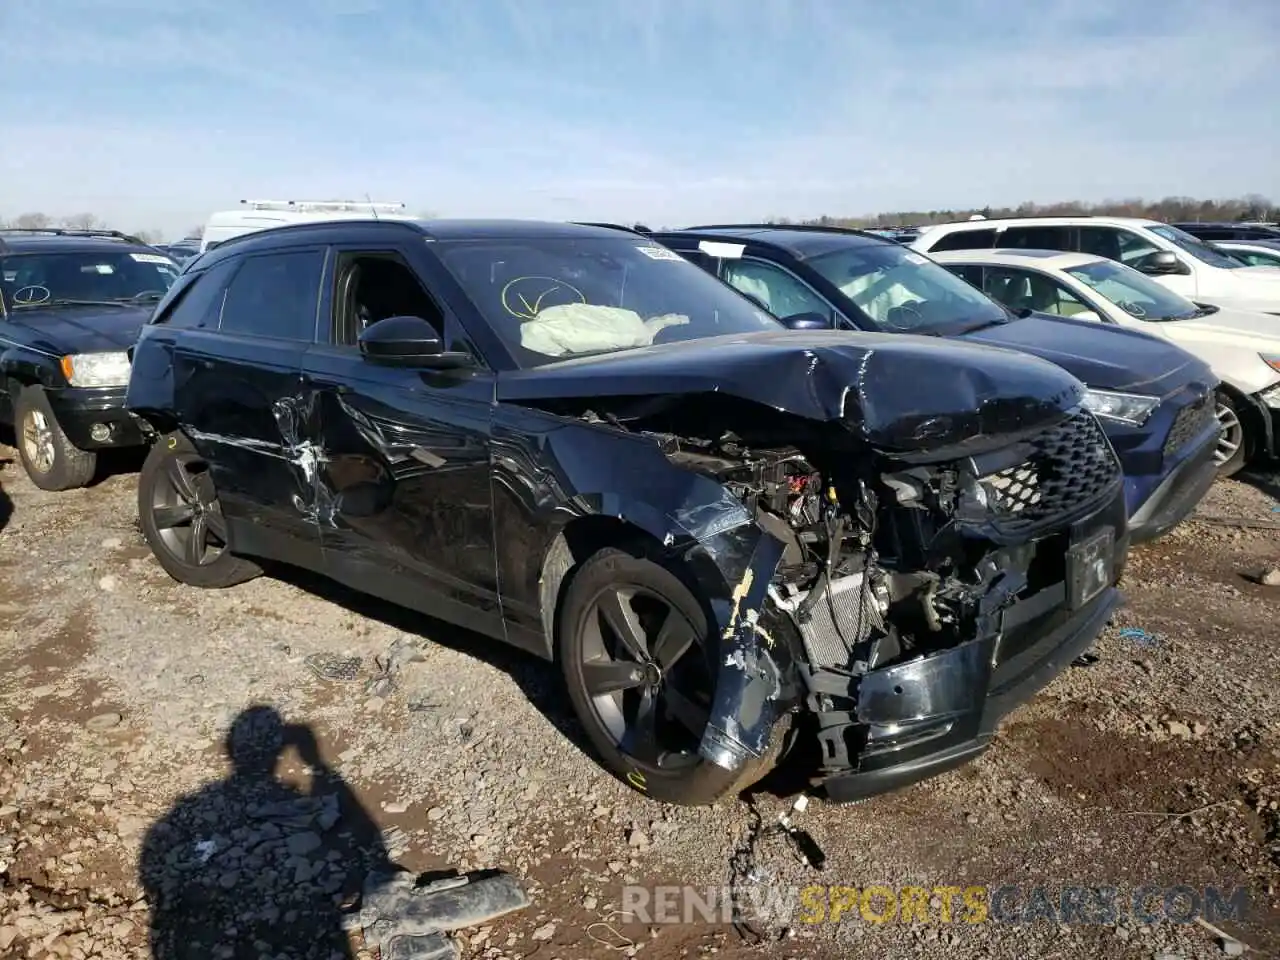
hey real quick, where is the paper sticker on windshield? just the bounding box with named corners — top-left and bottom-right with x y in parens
top-left (130, 253), bottom-right (172, 264)
top-left (903, 252), bottom-right (928, 265)
top-left (697, 240), bottom-right (746, 260)
top-left (636, 245), bottom-right (684, 262)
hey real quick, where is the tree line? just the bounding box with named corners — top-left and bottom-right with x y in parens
top-left (2, 196), bottom-right (1275, 241)
top-left (770, 194), bottom-right (1276, 229)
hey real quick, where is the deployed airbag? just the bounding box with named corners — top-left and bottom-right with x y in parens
top-left (520, 304), bottom-right (689, 357)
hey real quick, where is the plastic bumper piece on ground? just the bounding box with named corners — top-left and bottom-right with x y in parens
top-left (821, 585), bottom-right (1121, 804)
top-left (1128, 436), bottom-right (1219, 544)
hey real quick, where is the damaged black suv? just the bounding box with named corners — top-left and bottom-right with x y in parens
top-left (126, 220), bottom-right (1128, 805)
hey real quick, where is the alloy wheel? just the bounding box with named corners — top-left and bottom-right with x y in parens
top-left (150, 454), bottom-right (229, 566)
top-left (576, 585), bottom-right (713, 771)
top-left (21, 409), bottom-right (55, 474)
top-left (1214, 402), bottom-right (1243, 467)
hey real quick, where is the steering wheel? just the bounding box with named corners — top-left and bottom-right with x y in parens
top-left (11, 285), bottom-right (51, 306)
top-left (1115, 300), bottom-right (1146, 318)
top-left (884, 300), bottom-right (925, 331)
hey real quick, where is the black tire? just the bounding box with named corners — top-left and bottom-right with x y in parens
top-left (137, 431), bottom-right (260, 588)
top-left (558, 547), bottom-right (790, 806)
top-left (1214, 390), bottom-right (1249, 478)
top-left (14, 385), bottom-right (97, 491)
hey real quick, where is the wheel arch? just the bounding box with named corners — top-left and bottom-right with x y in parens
top-left (1215, 380), bottom-right (1265, 461)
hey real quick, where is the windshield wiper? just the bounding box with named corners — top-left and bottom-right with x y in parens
top-left (12, 298), bottom-right (135, 309)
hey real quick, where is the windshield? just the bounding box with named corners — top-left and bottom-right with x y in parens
top-left (1148, 225), bottom-right (1246, 270)
top-left (1064, 260), bottom-right (1200, 321)
top-left (434, 237), bottom-right (783, 366)
top-left (0, 249), bottom-right (180, 309)
top-left (807, 243), bottom-right (1009, 334)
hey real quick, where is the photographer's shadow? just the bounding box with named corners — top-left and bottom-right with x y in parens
top-left (139, 706), bottom-right (394, 959)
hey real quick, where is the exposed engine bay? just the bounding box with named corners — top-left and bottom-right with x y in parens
top-left (647, 428), bottom-right (1040, 680)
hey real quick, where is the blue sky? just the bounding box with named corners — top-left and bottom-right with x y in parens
top-left (2, 0), bottom-right (1277, 239)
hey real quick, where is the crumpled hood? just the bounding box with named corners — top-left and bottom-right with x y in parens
top-left (959, 312), bottom-right (1209, 396)
top-left (497, 329), bottom-right (1086, 454)
top-left (5, 305), bottom-right (150, 354)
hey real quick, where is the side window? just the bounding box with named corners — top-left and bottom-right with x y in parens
top-left (331, 251), bottom-right (445, 347)
top-left (982, 267), bottom-right (1090, 317)
top-left (999, 226), bottom-right (1072, 251)
top-left (1236, 249), bottom-right (1280, 267)
top-left (928, 229), bottom-right (996, 252)
top-left (722, 259), bottom-right (832, 321)
top-left (945, 264), bottom-right (986, 287)
top-left (154, 259), bottom-right (239, 329)
top-left (218, 249), bottom-right (325, 342)
top-left (1080, 226), bottom-right (1159, 267)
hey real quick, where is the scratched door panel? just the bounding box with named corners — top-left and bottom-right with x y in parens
top-left (171, 327), bottom-right (320, 564)
top-left (299, 345), bottom-right (502, 632)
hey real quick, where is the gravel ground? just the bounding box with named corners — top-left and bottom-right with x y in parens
top-left (0, 443), bottom-right (1277, 960)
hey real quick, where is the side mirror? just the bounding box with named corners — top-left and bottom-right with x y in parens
top-left (358, 315), bottom-right (474, 369)
top-left (780, 311), bottom-right (833, 331)
top-left (1136, 251), bottom-right (1190, 276)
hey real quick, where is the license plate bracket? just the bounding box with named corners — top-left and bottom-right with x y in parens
top-left (1067, 527), bottom-right (1114, 609)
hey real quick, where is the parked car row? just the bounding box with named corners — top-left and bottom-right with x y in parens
top-left (0, 213), bottom-right (1271, 808)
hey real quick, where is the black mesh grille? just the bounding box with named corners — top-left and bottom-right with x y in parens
top-left (980, 411), bottom-right (1119, 536)
top-left (1162, 390), bottom-right (1216, 459)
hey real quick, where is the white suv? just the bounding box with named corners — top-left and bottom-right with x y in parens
top-left (912, 216), bottom-right (1280, 315)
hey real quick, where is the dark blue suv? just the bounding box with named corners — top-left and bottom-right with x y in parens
top-left (647, 225), bottom-right (1222, 544)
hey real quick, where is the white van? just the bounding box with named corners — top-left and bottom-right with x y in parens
top-left (198, 199), bottom-right (418, 252)
top-left (911, 216), bottom-right (1280, 315)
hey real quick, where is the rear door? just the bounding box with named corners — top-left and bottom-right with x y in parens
top-left (169, 246), bottom-right (327, 567)
top-left (299, 243), bottom-right (504, 640)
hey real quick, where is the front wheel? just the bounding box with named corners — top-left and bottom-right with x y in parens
top-left (14, 385), bottom-right (96, 491)
top-left (1213, 391), bottom-right (1249, 478)
top-left (558, 547), bottom-right (788, 806)
top-left (137, 432), bottom-right (261, 588)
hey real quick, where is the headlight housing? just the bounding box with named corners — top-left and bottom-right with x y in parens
top-left (59, 351), bottom-right (131, 388)
top-left (1260, 382), bottom-right (1280, 410)
top-left (1081, 389), bottom-right (1160, 427)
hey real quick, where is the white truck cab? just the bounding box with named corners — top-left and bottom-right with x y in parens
top-left (199, 199), bottom-right (418, 252)
top-left (912, 216), bottom-right (1280, 315)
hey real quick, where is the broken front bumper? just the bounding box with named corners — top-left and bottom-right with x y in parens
top-left (819, 584), bottom-right (1120, 804)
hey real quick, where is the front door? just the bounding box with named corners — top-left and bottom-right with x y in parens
top-left (301, 245), bottom-right (503, 639)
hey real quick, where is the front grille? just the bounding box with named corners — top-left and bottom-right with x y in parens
top-left (1162, 389), bottom-right (1217, 459)
top-left (980, 411), bottom-right (1120, 536)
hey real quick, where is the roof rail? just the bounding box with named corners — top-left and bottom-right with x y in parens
top-left (681, 222), bottom-right (887, 240)
top-left (238, 198), bottom-right (407, 213)
top-left (0, 227), bottom-right (147, 245)
top-left (572, 221), bottom-right (653, 235)
top-left (199, 217), bottom-right (421, 257)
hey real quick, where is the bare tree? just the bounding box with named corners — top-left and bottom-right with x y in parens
top-left (186, 225), bottom-right (204, 240)
top-left (132, 229), bottom-right (161, 244)
top-left (415, 209), bottom-right (439, 220)
top-left (14, 212), bottom-right (52, 229)
top-left (61, 212), bottom-right (100, 230)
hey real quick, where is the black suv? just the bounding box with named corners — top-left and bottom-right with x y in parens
top-left (126, 219), bottom-right (1127, 806)
top-left (0, 229), bottom-right (180, 488)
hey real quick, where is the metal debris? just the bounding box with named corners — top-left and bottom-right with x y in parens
top-left (304, 652), bottom-right (363, 682)
top-left (358, 869), bottom-right (531, 960)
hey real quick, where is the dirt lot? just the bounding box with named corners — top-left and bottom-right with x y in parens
top-left (0, 443), bottom-right (1277, 960)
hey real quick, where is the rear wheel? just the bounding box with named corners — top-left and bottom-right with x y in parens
top-left (1213, 391), bottom-right (1248, 478)
top-left (558, 547), bottom-right (788, 806)
top-left (14, 385), bottom-right (97, 491)
top-left (137, 432), bottom-right (260, 588)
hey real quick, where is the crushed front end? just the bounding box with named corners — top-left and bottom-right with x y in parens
top-left (650, 404), bottom-right (1128, 803)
